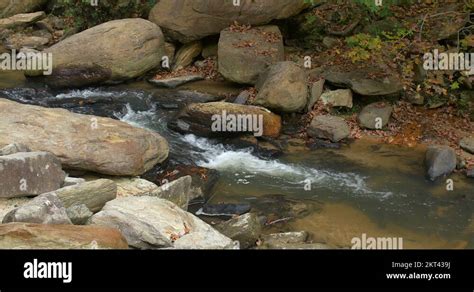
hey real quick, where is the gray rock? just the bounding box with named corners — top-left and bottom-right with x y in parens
top-left (307, 79), bottom-right (325, 112)
top-left (112, 177), bottom-right (159, 197)
top-left (62, 177), bottom-right (86, 187)
top-left (233, 90), bottom-right (250, 105)
top-left (0, 11), bottom-right (45, 29)
top-left (0, 1), bottom-right (47, 19)
top-left (90, 196), bottom-right (237, 249)
top-left (258, 242), bottom-right (334, 250)
top-left (322, 36), bottom-right (339, 49)
top-left (148, 0), bottom-right (308, 43)
top-left (0, 152), bottom-right (66, 198)
top-left (320, 89), bottom-right (353, 108)
top-left (4, 34), bottom-right (49, 50)
top-left (150, 175), bottom-right (192, 210)
top-left (202, 42), bottom-right (218, 58)
top-left (358, 102), bottom-right (393, 130)
top-left (307, 115), bottom-right (350, 143)
top-left (173, 41), bottom-right (202, 70)
top-left (54, 179), bottom-right (117, 213)
top-left (460, 137), bottom-right (474, 154)
top-left (214, 213), bottom-right (262, 249)
top-left (425, 145), bottom-right (457, 181)
top-left (261, 231), bottom-right (309, 247)
top-left (467, 168), bottom-right (474, 178)
top-left (149, 75), bottom-right (204, 89)
top-left (66, 203), bottom-right (93, 225)
top-left (218, 25), bottom-right (284, 85)
top-left (0, 143), bottom-right (30, 156)
top-left (254, 61), bottom-right (308, 113)
top-left (2, 193), bottom-right (71, 224)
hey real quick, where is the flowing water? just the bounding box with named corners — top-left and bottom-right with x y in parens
top-left (1, 71), bottom-right (473, 249)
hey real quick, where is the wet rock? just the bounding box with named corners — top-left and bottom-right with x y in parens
top-left (218, 25), bottom-right (284, 84)
top-left (320, 66), bottom-right (403, 96)
top-left (196, 203), bottom-right (251, 217)
top-left (307, 115), bottom-right (350, 143)
top-left (173, 41), bottom-right (202, 70)
top-left (250, 194), bottom-right (313, 225)
top-left (358, 102), bottom-right (393, 130)
top-left (149, 75), bottom-right (204, 89)
top-left (148, 0), bottom-right (308, 43)
top-left (2, 193), bottom-right (71, 224)
top-left (90, 196), bottom-right (236, 249)
top-left (425, 145), bottom-right (457, 181)
top-left (0, 11), bottom-right (45, 29)
top-left (215, 213), bottom-right (262, 249)
top-left (307, 79), bottom-right (325, 112)
top-left (66, 203), bottom-right (93, 225)
top-left (54, 179), bottom-right (117, 213)
top-left (460, 136), bottom-right (474, 154)
top-left (261, 231), bottom-right (309, 247)
top-left (33, 65), bottom-right (112, 88)
top-left (26, 19), bottom-right (165, 87)
top-left (0, 98), bottom-right (169, 176)
top-left (0, 223), bottom-right (128, 249)
top-left (151, 175), bottom-right (192, 210)
top-left (0, 143), bottom-right (30, 156)
top-left (0, 152), bottom-right (66, 198)
top-left (320, 89), bottom-right (353, 108)
top-left (307, 139), bottom-right (341, 150)
top-left (168, 102), bottom-right (282, 138)
top-left (254, 61), bottom-right (308, 113)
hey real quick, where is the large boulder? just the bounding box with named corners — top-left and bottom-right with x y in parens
top-left (148, 0), bottom-right (308, 43)
top-left (307, 115), bottom-right (350, 143)
top-left (0, 152), bottom-right (66, 198)
top-left (425, 145), bottom-right (457, 181)
top-left (0, 223), bottom-right (128, 249)
top-left (2, 193), bottom-right (71, 224)
top-left (90, 196), bottom-right (237, 249)
top-left (0, 0), bottom-right (47, 19)
top-left (254, 61), bottom-right (308, 113)
top-left (0, 99), bottom-right (169, 176)
top-left (218, 25), bottom-right (284, 84)
top-left (168, 102), bottom-right (282, 138)
top-left (25, 19), bottom-right (165, 87)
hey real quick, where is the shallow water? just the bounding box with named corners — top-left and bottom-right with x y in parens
top-left (1, 71), bottom-right (473, 249)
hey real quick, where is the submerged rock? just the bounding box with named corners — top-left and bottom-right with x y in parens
top-left (0, 98), bottom-right (169, 176)
top-left (215, 213), bottom-right (262, 249)
top-left (218, 25), bottom-right (284, 85)
top-left (0, 152), bottom-right (66, 198)
top-left (425, 145), bottom-right (457, 181)
top-left (0, 222), bottom-right (128, 249)
top-left (2, 192), bottom-right (71, 225)
top-left (196, 203), bottom-right (252, 217)
top-left (148, 0), bottom-right (307, 43)
top-left (90, 196), bottom-right (236, 249)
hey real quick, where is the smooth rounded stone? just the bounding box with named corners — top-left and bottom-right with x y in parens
top-left (460, 137), bottom-right (474, 154)
top-left (0, 11), bottom-right (45, 29)
top-left (254, 61), bottom-right (308, 113)
top-left (218, 25), bottom-right (284, 85)
top-left (0, 222), bottom-right (128, 249)
top-left (214, 213), bottom-right (262, 249)
top-left (0, 143), bottom-right (30, 156)
top-left (425, 145), bottom-right (457, 181)
top-left (0, 152), bottom-right (66, 198)
top-left (148, 0), bottom-right (308, 43)
top-left (173, 41), bottom-right (202, 70)
top-left (307, 79), bottom-right (325, 112)
top-left (26, 19), bottom-right (165, 87)
top-left (90, 196), bottom-right (236, 249)
top-left (168, 102), bottom-right (282, 138)
top-left (261, 231), bottom-right (309, 247)
top-left (307, 115), bottom-right (350, 143)
top-left (320, 89), bottom-right (353, 108)
top-left (150, 175), bottom-right (192, 210)
top-left (320, 66), bottom-right (403, 96)
top-left (196, 203), bottom-right (252, 217)
top-left (0, 98), bottom-right (169, 176)
top-left (62, 177), bottom-right (86, 187)
top-left (66, 203), bottom-right (93, 225)
top-left (2, 192), bottom-right (71, 224)
top-left (113, 177), bottom-right (159, 198)
top-left (54, 179), bottom-right (117, 213)
top-left (149, 75), bottom-right (204, 89)
top-left (357, 102), bottom-right (393, 130)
